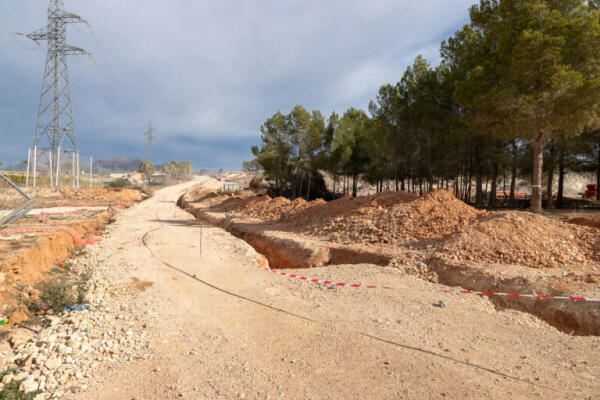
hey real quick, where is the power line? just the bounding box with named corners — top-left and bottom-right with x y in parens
top-left (26, 0), bottom-right (90, 185)
top-left (144, 121), bottom-right (157, 164)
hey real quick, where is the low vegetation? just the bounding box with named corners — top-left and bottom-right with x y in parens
top-left (0, 368), bottom-right (40, 400)
top-left (15, 267), bottom-right (91, 315)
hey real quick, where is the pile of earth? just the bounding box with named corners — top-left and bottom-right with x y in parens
top-left (239, 197), bottom-right (326, 222)
top-left (186, 186), bottom-right (600, 271)
top-left (294, 190), bottom-right (482, 245)
top-left (438, 211), bottom-right (600, 269)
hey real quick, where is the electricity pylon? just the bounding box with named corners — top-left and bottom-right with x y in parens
top-left (27, 0), bottom-right (89, 177)
top-left (144, 121), bottom-right (157, 164)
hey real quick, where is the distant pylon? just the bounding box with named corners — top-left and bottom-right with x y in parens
top-left (27, 0), bottom-right (89, 177)
top-left (144, 121), bottom-right (157, 164)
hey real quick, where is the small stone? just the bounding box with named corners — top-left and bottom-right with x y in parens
top-left (19, 379), bottom-right (39, 393)
top-left (45, 357), bottom-right (61, 370)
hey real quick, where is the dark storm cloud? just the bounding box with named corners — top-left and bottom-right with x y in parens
top-left (0, 0), bottom-right (475, 170)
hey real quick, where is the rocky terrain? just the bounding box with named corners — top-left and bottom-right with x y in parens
top-left (0, 229), bottom-right (153, 399)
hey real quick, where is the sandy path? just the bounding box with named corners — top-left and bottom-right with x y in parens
top-left (69, 178), bottom-right (599, 400)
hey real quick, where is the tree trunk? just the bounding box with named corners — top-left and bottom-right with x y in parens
top-left (475, 141), bottom-right (483, 207)
top-left (557, 140), bottom-right (565, 209)
top-left (332, 174), bottom-right (336, 195)
top-left (531, 131), bottom-right (545, 213)
top-left (488, 162), bottom-right (498, 208)
top-left (484, 179), bottom-right (489, 203)
top-left (510, 140), bottom-right (517, 207)
top-left (297, 172), bottom-right (304, 200)
top-left (546, 141), bottom-right (555, 209)
top-left (597, 142), bottom-right (600, 201)
top-left (307, 173), bottom-right (311, 200)
top-left (352, 174), bottom-right (358, 198)
top-left (454, 170), bottom-right (459, 198)
top-left (466, 165), bottom-right (473, 204)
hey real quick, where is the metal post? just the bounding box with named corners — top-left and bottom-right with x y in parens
top-left (77, 152), bottom-right (80, 188)
top-left (49, 150), bottom-right (53, 187)
top-left (89, 156), bottom-right (92, 188)
top-left (72, 152), bottom-right (75, 188)
top-left (200, 224), bottom-right (203, 259)
top-left (27, 1), bottom-right (88, 181)
top-left (55, 146), bottom-right (61, 187)
top-left (32, 146), bottom-right (37, 187)
top-left (26, 148), bottom-right (31, 187)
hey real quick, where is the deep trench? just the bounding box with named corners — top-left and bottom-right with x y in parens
top-left (178, 196), bottom-right (600, 337)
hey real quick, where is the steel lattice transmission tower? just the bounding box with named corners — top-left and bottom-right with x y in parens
top-left (27, 0), bottom-right (89, 166)
top-left (144, 121), bottom-right (156, 164)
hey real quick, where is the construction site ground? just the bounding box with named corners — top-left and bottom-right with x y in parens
top-left (179, 183), bottom-right (600, 337)
top-left (0, 187), bottom-right (143, 320)
top-left (49, 178), bottom-right (599, 399)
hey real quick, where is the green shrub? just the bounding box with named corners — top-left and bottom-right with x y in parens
top-left (38, 279), bottom-right (76, 313)
top-left (105, 177), bottom-right (131, 188)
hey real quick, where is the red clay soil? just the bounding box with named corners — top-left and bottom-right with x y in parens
top-left (0, 189), bottom-right (143, 323)
top-left (0, 211), bottom-right (113, 321)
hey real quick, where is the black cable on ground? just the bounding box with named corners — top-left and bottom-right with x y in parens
top-left (140, 203), bottom-right (568, 397)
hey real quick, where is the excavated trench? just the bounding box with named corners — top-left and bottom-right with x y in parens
top-left (179, 196), bottom-right (600, 336)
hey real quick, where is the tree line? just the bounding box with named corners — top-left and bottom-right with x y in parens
top-left (138, 161), bottom-right (193, 184)
top-left (251, 0), bottom-right (600, 211)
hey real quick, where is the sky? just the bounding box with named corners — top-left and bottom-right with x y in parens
top-left (0, 0), bottom-right (476, 171)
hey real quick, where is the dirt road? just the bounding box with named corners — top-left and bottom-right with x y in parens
top-left (69, 178), bottom-right (599, 399)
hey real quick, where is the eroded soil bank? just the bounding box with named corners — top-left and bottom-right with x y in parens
top-left (0, 188), bottom-right (144, 324)
top-left (179, 186), bottom-right (600, 336)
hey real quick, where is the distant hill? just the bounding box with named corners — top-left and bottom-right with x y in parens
top-left (94, 157), bottom-right (143, 173)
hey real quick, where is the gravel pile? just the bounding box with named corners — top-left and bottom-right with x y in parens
top-left (0, 256), bottom-right (155, 399)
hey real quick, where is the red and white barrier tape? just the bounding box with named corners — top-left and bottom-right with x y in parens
top-left (196, 221), bottom-right (600, 303)
top-left (258, 265), bottom-right (600, 302)
top-left (459, 290), bottom-right (600, 302)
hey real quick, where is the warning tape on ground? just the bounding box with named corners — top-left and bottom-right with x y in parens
top-left (198, 223), bottom-right (600, 303)
top-left (259, 265), bottom-right (600, 302)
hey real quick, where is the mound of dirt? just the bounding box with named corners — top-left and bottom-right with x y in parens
top-left (438, 211), bottom-right (600, 269)
top-left (303, 190), bottom-right (482, 245)
top-left (288, 191), bottom-right (417, 227)
top-left (233, 197), bottom-right (325, 222)
top-left (567, 216), bottom-right (600, 229)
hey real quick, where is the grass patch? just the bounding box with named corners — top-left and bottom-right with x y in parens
top-left (0, 368), bottom-right (41, 400)
top-left (17, 264), bottom-right (93, 315)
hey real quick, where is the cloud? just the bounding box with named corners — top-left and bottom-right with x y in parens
top-left (0, 0), bottom-right (475, 170)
